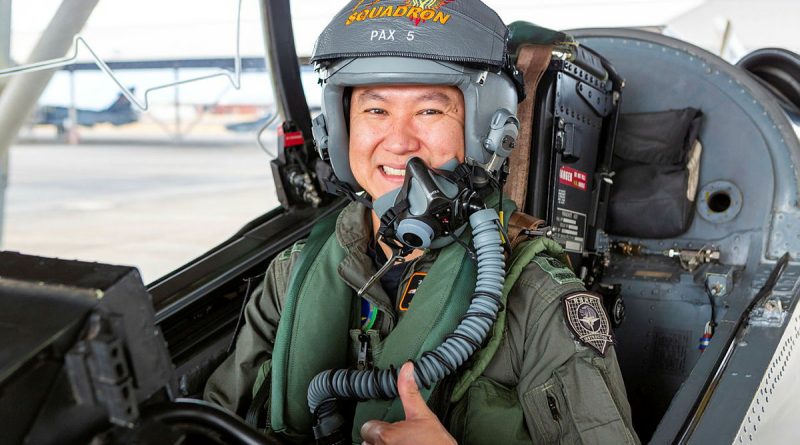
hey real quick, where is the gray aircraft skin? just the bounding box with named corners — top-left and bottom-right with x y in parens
top-left (571, 29), bottom-right (800, 445)
top-left (1, 2), bottom-right (800, 444)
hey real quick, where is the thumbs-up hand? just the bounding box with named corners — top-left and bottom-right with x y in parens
top-left (360, 362), bottom-right (457, 445)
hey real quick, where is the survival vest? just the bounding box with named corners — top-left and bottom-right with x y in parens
top-left (252, 201), bottom-right (573, 444)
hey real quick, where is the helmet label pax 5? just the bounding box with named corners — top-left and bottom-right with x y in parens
top-left (368, 29), bottom-right (416, 41)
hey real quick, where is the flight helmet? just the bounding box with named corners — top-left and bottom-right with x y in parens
top-left (310, 0), bottom-right (525, 194)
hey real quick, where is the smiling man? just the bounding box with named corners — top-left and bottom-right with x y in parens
top-left (205, 1), bottom-right (639, 444)
top-left (349, 85), bottom-right (466, 260)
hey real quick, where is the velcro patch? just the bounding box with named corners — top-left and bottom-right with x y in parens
top-left (532, 255), bottom-right (582, 286)
top-left (562, 292), bottom-right (614, 357)
top-left (278, 241), bottom-right (306, 261)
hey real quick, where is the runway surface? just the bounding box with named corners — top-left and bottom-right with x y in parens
top-left (5, 140), bottom-right (278, 283)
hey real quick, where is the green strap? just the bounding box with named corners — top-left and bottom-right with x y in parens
top-left (351, 238), bottom-right (476, 440)
top-left (247, 359), bottom-right (272, 428)
top-left (270, 210), bottom-right (350, 435)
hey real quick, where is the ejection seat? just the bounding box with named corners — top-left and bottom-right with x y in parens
top-left (506, 23), bottom-right (800, 443)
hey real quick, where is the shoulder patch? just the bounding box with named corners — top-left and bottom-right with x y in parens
top-left (562, 292), bottom-right (614, 357)
top-left (531, 255), bottom-right (582, 285)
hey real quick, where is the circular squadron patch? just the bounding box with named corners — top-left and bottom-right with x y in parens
top-left (562, 292), bottom-right (614, 356)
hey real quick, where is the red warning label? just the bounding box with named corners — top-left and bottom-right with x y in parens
top-left (559, 166), bottom-right (588, 191)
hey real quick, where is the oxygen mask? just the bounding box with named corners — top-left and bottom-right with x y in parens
top-left (372, 157), bottom-right (485, 251)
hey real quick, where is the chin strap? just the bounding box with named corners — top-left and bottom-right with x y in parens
top-left (322, 177), bottom-right (373, 209)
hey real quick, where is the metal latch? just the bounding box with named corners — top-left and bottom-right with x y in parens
top-left (554, 118), bottom-right (578, 162)
top-left (65, 313), bottom-right (139, 427)
top-left (750, 298), bottom-right (787, 328)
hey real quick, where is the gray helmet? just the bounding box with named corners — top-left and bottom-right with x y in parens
top-left (310, 0), bottom-right (524, 193)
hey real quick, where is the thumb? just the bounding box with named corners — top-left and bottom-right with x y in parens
top-left (397, 361), bottom-right (434, 421)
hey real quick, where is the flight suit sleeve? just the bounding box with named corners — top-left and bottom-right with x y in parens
top-left (203, 243), bottom-right (302, 416)
top-left (508, 259), bottom-right (640, 445)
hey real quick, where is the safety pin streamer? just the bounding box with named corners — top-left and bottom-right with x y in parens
top-left (0, 0), bottom-right (244, 112)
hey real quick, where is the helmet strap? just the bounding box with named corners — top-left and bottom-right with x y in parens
top-left (504, 60), bottom-right (527, 103)
top-left (321, 176), bottom-right (373, 209)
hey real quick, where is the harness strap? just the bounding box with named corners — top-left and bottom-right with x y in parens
top-left (246, 360), bottom-right (272, 429)
top-left (507, 211), bottom-right (546, 251)
top-left (270, 210), bottom-right (348, 435)
top-left (504, 44), bottom-right (554, 211)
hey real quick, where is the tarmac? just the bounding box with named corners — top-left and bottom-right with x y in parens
top-left (4, 134), bottom-right (279, 283)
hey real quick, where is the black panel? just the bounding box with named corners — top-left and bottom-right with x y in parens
top-left (525, 49), bottom-right (620, 275)
top-left (0, 252), bottom-right (175, 444)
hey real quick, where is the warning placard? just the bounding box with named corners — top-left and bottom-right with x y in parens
top-left (559, 166), bottom-right (588, 191)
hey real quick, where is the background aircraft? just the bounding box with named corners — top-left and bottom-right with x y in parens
top-left (32, 88), bottom-right (139, 135)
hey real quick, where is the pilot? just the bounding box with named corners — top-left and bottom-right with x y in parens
top-left (205, 0), bottom-right (639, 444)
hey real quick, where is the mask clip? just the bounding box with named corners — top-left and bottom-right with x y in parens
top-left (357, 241), bottom-right (412, 298)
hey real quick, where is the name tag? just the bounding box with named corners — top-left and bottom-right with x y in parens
top-left (399, 272), bottom-right (427, 311)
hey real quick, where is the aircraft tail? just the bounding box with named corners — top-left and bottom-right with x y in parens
top-left (104, 87), bottom-right (136, 113)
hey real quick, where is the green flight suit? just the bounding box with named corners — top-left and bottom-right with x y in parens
top-left (205, 201), bottom-right (639, 444)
